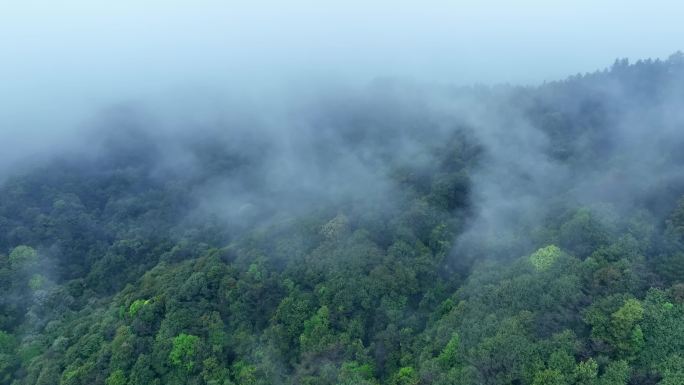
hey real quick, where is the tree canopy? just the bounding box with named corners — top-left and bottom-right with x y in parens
top-left (2, 55), bottom-right (684, 385)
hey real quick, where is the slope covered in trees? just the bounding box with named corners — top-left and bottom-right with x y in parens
top-left (2, 54), bottom-right (684, 385)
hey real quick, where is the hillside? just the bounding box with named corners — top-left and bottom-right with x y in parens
top-left (2, 54), bottom-right (684, 385)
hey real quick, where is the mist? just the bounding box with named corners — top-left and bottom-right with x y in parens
top-left (3, 1), bottom-right (684, 174)
top-left (3, 3), bottom-right (684, 385)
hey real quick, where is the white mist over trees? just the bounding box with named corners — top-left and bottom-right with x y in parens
top-left (2, 3), bottom-right (684, 385)
top-left (2, 1), bottom-right (683, 177)
top-left (1, 55), bottom-right (684, 385)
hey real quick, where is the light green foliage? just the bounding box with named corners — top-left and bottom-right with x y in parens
top-left (299, 306), bottom-right (333, 353)
top-left (8, 245), bottom-right (37, 269)
top-left (529, 245), bottom-right (562, 271)
top-left (585, 297), bottom-right (645, 360)
top-left (60, 360), bottom-right (97, 385)
top-left (660, 372), bottom-right (684, 385)
top-left (390, 366), bottom-right (419, 385)
top-left (611, 299), bottom-right (645, 358)
top-left (169, 333), bottom-right (201, 372)
top-left (246, 263), bottom-right (263, 282)
top-left (657, 355), bottom-right (684, 385)
top-left (532, 369), bottom-right (565, 385)
top-left (232, 361), bottom-right (257, 385)
top-left (338, 361), bottom-right (377, 385)
top-left (574, 358), bottom-right (598, 383)
top-left (28, 274), bottom-right (45, 290)
top-left (105, 369), bottom-right (126, 385)
top-left (128, 299), bottom-right (150, 317)
top-left (612, 299), bottom-right (644, 331)
top-left (437, 332), bottom-right (459, 367)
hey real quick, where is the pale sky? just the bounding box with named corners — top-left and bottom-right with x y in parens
top-left (0, 0), bottom-right (683, 157)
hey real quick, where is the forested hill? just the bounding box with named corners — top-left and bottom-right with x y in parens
top-left (2, 54), bottom-right (684, 385)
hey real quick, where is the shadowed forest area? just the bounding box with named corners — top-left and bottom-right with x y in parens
top-left (2, 54), bottom-right (684, 385)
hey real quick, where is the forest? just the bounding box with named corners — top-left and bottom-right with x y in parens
top-left (2, 54), bottom-right (684, 385)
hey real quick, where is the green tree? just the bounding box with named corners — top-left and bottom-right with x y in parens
top-left (128, 299), bottom-right (150, 317)
top-left (610, 299), bottom-right (644, 358)
top-left (529, 245), bottom-right (562, 271)
top-left (169, 333), bottom-right (201, 372)
top-left (299, 306), bottom-right (334, 353)
top-left (574, 358), bottom-right (598, 384)
top-left (109, 326), bottom-right (135, 371)
top-left (389, 366), bottom-right (419, 385)
top-left (585, 297), bottom-right (644, 359)
top-left (597, 360), bottom-right (629, 385)
top-left (437, 332), bottom-right (460, 368)
top-left (202, 357), bottom-right (234, 385)
top-left (8, 245), bottom-right (37, 269)
top-left (532, 369), bottom-right (565, 385)
top-left (337, 361), bottom-right (378, 385)
top-left (105, 369), bottom-right (127, 385)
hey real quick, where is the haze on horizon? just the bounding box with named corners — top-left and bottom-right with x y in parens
top-left (0, 0), bottom-right (682, 168)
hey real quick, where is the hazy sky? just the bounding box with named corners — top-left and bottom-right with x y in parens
top-left (1, 0), bottom-right (683, 156)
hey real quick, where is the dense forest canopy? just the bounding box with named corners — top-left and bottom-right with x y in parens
top-left (2, 54), bottom-right (684, 385)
